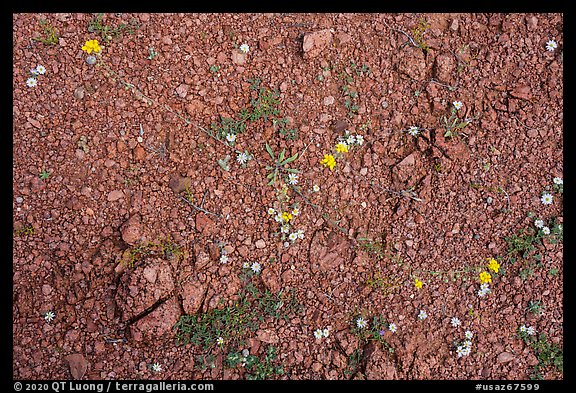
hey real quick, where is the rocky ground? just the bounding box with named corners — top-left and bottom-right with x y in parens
top-left (13, 13), bottom-right (563, 381)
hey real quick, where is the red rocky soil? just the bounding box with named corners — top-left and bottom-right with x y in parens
top-left (13, 13), bottom-right (563, 381)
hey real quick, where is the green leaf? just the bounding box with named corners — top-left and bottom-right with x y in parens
top-left (284, 168), bottom-right (299, 173)
top-left (281, 153), bottom-right (299, 166)
top-left (265, 143), bottom-right (274, 159)
top-left (279, 149), bottom-right (285, 163)
top-left (444, 130), bottom-right (452, 138)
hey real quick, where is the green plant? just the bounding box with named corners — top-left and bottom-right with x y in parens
top-left (209, 65), bottom-right (220, 73)
top-left (518, 330), bottom-right (563, 378)
top-left (217, 155), bottom-right (231, 171)
top-left (209, 112), bottom-right (249, 141)
top-left (272, 118), bottom-right (299, 141)
top-left (32, 19), bottom-right (59, 45)
top-left (39, 170), bottom-right (50, 180)
top-left (88, 13), bottom-right (140, 41)
top-left (365, 272), bottom-right (402, 295)
top-left (174, 279), bottom-right (300, 349)
top-left (147, 47), bottom-right (158, 60)
top-left (245, 346), bottom-right (284, 380)
top-left (121, 236), bottom-right (183, 268)
top-left (412, 17), bottom-right (431, 52)
top-left (527, 300), bottom-right (544, 316)
top-left (14, 224), bottom-right (35, 237)
top-left (249, 86), bottom-right (281, 122)
top-left (351, 315), bottom-right (395, 352)
top-left (357, 237), bottom-right (386, 259)
top-left (548, 268), bottom-right (559, 276)
top-left (505, 229), bottom-right (539, 262)
top-left (264, 143), bottom-right (299, 186)
top-left (441, 106), bottom-right (478, 138)
top-left (343, 347), bottom-right (363, 378)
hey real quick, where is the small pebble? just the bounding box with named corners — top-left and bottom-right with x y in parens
top-left (486, 197), bottom-right (493, 205)
top-left (16, 197), bottom-right (24, 204)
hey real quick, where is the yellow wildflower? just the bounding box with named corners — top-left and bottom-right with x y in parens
top-left (281, 212), bottom-right (293, 222)
top-left (487, 258), bottom-right (500, 273)
top-left (414, 278), bottom-right (423, 289)
top-left (320, 154), bottom-right (336, 170)
top-left (82, 39), bottom-right (102, 54)
top-left (479, 271), bottom-right (492, 284)
top-left (335, 142), bottom-right (349, 153)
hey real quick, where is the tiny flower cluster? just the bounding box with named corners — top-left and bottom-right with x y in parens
top-left (414, 278), bottom-right (423, 289)
top-left (519, 324), bottom-right (537, 336)
top-left (451, 317), bottom-right (461, 328)
top-left (552, 176), bottom-right (563, 194)
top-left (82, 39), bottom-right (102, 54)
top-left (534, 217), bottom-right (555, 236)
top-left (313, 327), bottom-right (330, 339)
top-left (242, 261), bottom-right (261, 274)
top-left (406, 126), bottom-right (420, 137)
top-left (356, 316), bottom-right (368, 329)
top-left (236, 151), bottom-right (252, 167)
top-left (477, 283), bottom-right (491, 297)
top-left (26, 64), bottom-right (47, 88)
top-left (44, 310), bottom-right (55, 322)
top-left (456, 330), bottom-right (474, 358)
top-left (418, 310), bottom-right (428, 320)
top-left (340, 130), bottom-right (365, 148)
top-left (487, 258), bottom-right (500, 274)
top-left (320, 130), bottom-right (364, 171)
top-left (239, 43), bottom-right (250, 53)
top-left (269, 207), bottom-right (304, 245)
top-left (477, 258), bottom-right (498, 297)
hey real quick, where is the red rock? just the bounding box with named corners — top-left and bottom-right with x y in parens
top-left (131, 297), bottom-right (181, 340)
top-left (107, 190), bottom-right (124, 202)
top-left (120, 214), bottom-right (142, 245)
top-left (195, 213), bottom-right (215, 236)
top-left (231, 50), bottom-right (246, 65)
top-left (181, 281), bottom-right (207, 314)
top-left (497, 352), bottom-right (515, 363)
top-left (168, 175), bottom-right (192, 193)
top-left (433, 52), bottom-right (456, 84)
top-left (334, 32), bottom-right (352, 46)
top-left (133, 146), bottom-right (146, 161)
top-left (27, 118), bottom-right (41, 128)
top-left (65, 353), bottom-right (88, 380)
top-left (256, 328), bottom-right (279, 344)
top-left (302, 29), bottom-right (333, 59)
top-left (175, 84), bottom-right (189, 98)
top-left (510, 85), bottom-right (532, 101)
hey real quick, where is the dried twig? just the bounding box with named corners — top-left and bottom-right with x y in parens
top-left (381, 19), bottom-right (420, 49)
top-left (178, 194), bottom-right (222, 219)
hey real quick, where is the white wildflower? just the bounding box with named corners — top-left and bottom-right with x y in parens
top-left (250, 262), bottom-right (261, 274)
top-left (546, 40), bottom-right (558, 51)
top-left (540, 192), bottom-right (553, 205)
